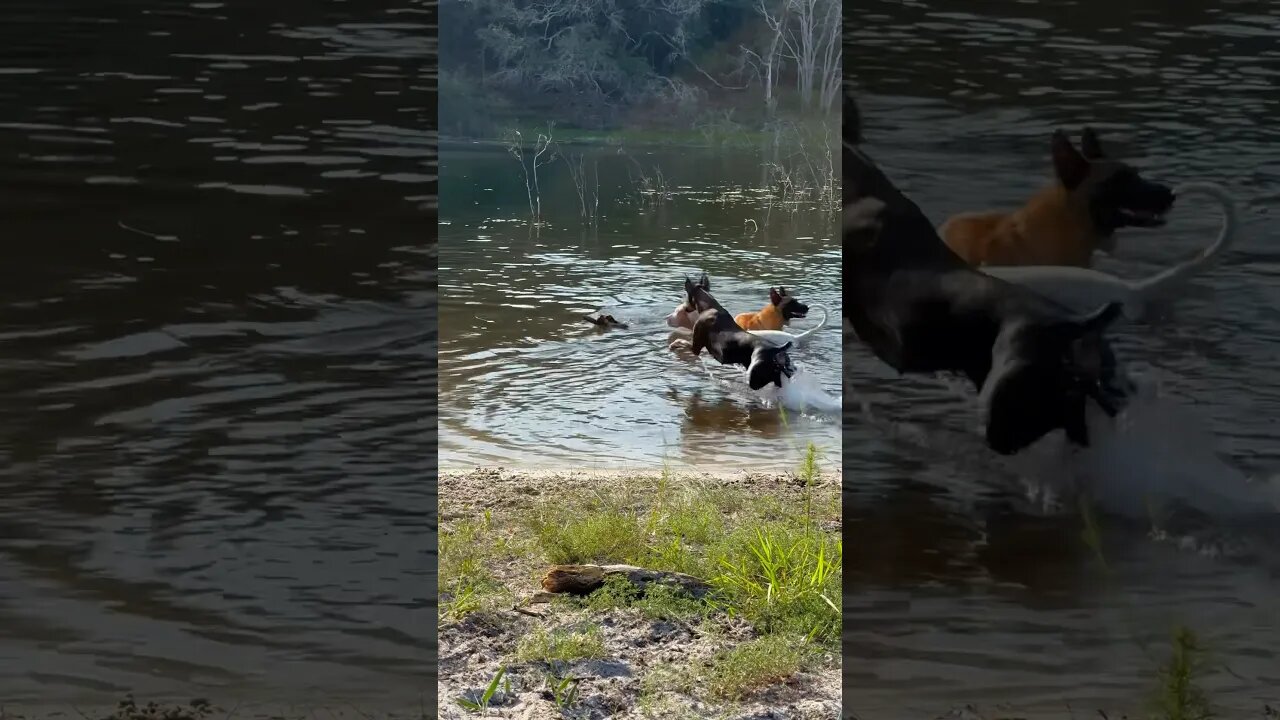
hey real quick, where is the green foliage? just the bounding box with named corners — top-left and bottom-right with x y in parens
top-left (455, 666), bottom-right (510, 713)
top-left (703, 635), bottom-right (808, 700)
top-left (1151, 625), bottom-right (1214, 720)
top-left (712, 524), bottom-right (841, 643)
top-left (440, 0), bottom-right (840, 134)
top-left (515, 625), bottom-right (607, 666)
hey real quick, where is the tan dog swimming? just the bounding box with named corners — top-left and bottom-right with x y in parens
top-left (940, 128), bottom-right (1176, 268)
top-left (733, 287), bottom-right (809, 331)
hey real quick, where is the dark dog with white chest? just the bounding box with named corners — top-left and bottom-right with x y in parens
top-left (670, 276), bottom-right (797, 390)
top-left (844, 91), bottom-right (1132, 454)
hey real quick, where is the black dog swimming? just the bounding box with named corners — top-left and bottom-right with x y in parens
top-left (584, 313), bottom-right (628, 329)
top-left (843, 90), bottom-right (1131, 454)
top-left (671, 276), bottom-right (797, 390)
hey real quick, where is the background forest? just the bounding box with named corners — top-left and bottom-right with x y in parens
top-left (439, 0), bottom-right (840, 143)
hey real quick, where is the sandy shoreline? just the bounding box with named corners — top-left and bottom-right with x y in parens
top-left (438, 465), bottom-right (842, 510)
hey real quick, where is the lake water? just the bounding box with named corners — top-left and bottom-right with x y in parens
top-left (845, 0), bottom-right (1280, 716)
top-left (0, 0), bottom-right (434, 710)
top-left (439, 142), bottom-right (842, 471)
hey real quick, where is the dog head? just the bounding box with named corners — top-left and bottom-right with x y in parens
top-left (665, 273), bottom-right (711, 328)
top-left (769, 287), bottom-right (809, 323)
top-left (1051, 128), bottom-right (1175, 248)
top-left (747, 341), bottom-right (796, 390)
top-left (982, 301), bottom-right (1125, 455)
top-left (665, 303), bottom-right (695, 329)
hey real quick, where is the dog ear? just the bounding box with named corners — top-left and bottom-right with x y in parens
top-left (699, 272), bottom-right (711, 291)
top-left (1080, 127), bottom-right (1105, 160)
top-left (1051, 129), bottom-right (1090, 190)
top-left (769, 287), bottom-right (782, 305)
top-left (747, 357), bottom-right (778, 390)
top-left (780, 341), bottom-right (793, 352)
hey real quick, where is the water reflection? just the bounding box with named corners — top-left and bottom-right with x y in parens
top-left (1, 0), bottom-right (434, 708)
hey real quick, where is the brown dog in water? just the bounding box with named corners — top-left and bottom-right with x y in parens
top-left (583, 314), bottom-right (627, 330)
top-left (939, 128), bottom-right (1176, 268)
top-left (733, 287), bottom-right (810, 331)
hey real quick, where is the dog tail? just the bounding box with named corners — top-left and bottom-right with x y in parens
top-left (1133, 181), bottom-right (1238, 298)
top-left (792, 304), bottom-right (830, 342)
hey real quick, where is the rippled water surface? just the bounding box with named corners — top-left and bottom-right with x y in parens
top-left (0, 0), bottom-right (434, 708)
top-left (439, 145), bottom-right (841, 470)
top-left (847, 0), bottom-right (1280, 715)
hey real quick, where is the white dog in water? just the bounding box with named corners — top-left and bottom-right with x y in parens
top-left (755, 367), bottom-right (842, 414)
top-left (982, 181), bottom-right (1238, 319)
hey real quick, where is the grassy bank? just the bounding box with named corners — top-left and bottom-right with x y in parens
top-left (437, 457), bottom-right (842, 719)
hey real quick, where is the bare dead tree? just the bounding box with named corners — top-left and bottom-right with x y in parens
top-left (747, 0), bottom-right (840, 113)
top-left (562, 149), bottom-right (601, 226)
top-left (504, 126), bottom-right (557, 224)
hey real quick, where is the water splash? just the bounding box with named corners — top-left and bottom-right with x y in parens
top-left (695, 357), bottom-right (841, 415)
top-left (1007, 375), bottom-right (1280, 521)
top-left (754, 364), bottom-right (842, 415)
top-left (853, 371), bottom-right (1279, 523)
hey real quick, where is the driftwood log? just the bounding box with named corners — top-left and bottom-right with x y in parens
top-left (536, 564), bottom-right (712, 601)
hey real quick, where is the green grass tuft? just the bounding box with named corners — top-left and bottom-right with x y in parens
top-left (514, 625), bottom-right (606, 666)
top-left (711, 522), bottom-right (841, 643)
top-left (703, 635), bottom-right (808, 700)
top-left (438, 512), bottom-right (520, 622)
top-left (531, 508), bottom-right (649, 565)
top-left (1152, 625), bottom-right (1214, 720)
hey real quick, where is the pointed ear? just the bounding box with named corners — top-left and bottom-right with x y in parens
top-left (1080, 127), bottom-right (1105, 160)
top-left (769, 287), bottom-right (782, 305)
top-left (780, 341), bottom-right (793, 352)
top-left (1051, 129), bottom-right (1090, 190)
top-left (700, 272), bottom-right (711, 290)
